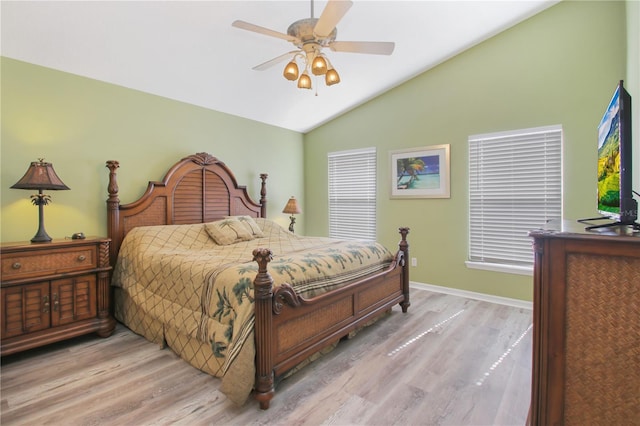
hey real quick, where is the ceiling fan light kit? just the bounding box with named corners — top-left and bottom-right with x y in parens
top-left (232, 0), bottom-right (394, 92)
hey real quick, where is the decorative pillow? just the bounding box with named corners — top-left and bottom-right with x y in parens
top-left (227, 215), bottom-right (264, 238)
top-left (205, 218), bottom-right (254, 245)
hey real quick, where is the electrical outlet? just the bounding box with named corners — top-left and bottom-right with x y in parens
top-left (411, 257), bottom-right (417, 267)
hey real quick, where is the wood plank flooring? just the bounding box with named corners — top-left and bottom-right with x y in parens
top-left (1, 288), bottom-right (532, 425)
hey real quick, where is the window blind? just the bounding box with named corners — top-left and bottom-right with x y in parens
top-left (468, 125), bottom-right (562, 267)
top-left (328, 147), bottom-right (377, 241)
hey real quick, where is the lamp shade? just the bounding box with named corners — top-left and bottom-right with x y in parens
top-left (282, 196), bottom-right (302, 214)
top-left (311, 55), bottom-right (328, 75)
top-left (325, 68), bottom-right (340, 86)
top-left (297, 72), bottom-right (312, 90)
top-left (283, 60), bottom-right (299, 81)
top-left (11, 160), bottom-right (70, 191)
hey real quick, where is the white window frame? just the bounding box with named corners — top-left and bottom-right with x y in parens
top-left (328, 147), bottom-right (377, 241)
top-left (467, 125), bottom-right (563, 275)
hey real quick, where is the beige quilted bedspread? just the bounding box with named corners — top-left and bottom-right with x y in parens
top-left (111, 218), bottom-right (394, 405)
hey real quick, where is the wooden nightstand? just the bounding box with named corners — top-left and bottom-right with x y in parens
top-left (0, 237), bottom-right (115, 356)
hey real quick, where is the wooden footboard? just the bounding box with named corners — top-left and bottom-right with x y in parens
top-left (252, 227), bottom-right (410, 409)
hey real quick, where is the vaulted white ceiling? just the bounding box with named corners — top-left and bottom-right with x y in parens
top-left (1, 1), bottom-right (557, 133)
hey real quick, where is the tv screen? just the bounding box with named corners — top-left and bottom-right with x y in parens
top-left (596, 80), bottom-right (636, 225)
top-left (597, 84), bottom-right (623, 217)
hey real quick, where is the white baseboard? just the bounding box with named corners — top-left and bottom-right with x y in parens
top-left (410, 281), bottom-right (533, 310)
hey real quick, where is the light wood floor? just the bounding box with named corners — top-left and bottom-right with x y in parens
top-left (1, 288), bottom-right (532, 425)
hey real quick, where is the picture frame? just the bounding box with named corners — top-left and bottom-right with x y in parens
top-left (390, 144), bottom-right (450, 199)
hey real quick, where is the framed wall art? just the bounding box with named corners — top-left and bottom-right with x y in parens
top-left (390, 144), bottom-right (450, 199)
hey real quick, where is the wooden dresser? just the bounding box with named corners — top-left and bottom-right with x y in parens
top-left (528, 220), bottom-right (640, 425)
top-left (1, 237), bottom-right (115, 356)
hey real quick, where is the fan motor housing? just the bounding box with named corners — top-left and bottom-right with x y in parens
top-left (287, 18), bottom-right (337, 47)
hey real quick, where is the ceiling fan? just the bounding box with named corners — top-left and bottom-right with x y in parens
top-left (232, 0), bottom-right (395, 90)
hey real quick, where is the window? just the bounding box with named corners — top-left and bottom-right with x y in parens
top-left (468, 125), bottom-right (562, 273)
top-left (328, 147), bottom-right (377, 241)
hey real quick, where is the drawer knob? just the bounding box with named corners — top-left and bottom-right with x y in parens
top-left (77, 255), bottom-right (86, 262)
top-left (12, 262), bottom-right (21, 270)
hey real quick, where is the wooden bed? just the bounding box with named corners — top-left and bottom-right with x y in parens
top-left (106, 152), bottom-right (410, 409)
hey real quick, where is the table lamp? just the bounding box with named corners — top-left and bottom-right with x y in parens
top-left (282, 196), bottom-right (302, 233)
top-left (11, 159), bottom-right (70, 243)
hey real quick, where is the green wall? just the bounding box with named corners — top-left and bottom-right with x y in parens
top-left (303, 1), bottom-right (630, 301)
top-left (1, 58), bottom-right (304, 242)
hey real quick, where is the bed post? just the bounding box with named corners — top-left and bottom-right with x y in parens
top-left (106, 161), bottom-right (121, 267)
top-left (252, 247), bottom-right (275, 409)
top-left (398, 227), bottom-right (410, 313)
top-left (259, 174), bottom-right (268, 218)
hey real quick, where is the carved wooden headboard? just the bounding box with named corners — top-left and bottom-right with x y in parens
top-left (106, 152), bottom-right (267, 265)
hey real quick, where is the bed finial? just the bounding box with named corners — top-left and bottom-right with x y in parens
top-left (106, 160), bottom-right (120, 201)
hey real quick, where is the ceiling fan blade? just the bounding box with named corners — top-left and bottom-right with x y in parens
top-left (232, 20), bottom-right (299, 43)
top-left (314, 0), bottom-right (353, 38)
top-left (329, 41), bottom-right (395, 55)
top-left (253, 50), bottom-right (300, 71)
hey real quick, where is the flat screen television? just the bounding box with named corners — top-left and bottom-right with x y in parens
top-left (582, 80), bottom-right (638, 230)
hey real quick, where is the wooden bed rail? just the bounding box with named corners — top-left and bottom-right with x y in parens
top-left (252, 227), bottom-right (410, 410)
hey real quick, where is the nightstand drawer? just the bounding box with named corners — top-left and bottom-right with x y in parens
top-left (1, 246), bottom-right (97, 281)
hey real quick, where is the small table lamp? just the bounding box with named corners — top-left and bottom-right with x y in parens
top-left (11, 159), bottom-right (70, 243)
top-left (282, 196), bottom-right (302, 233)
